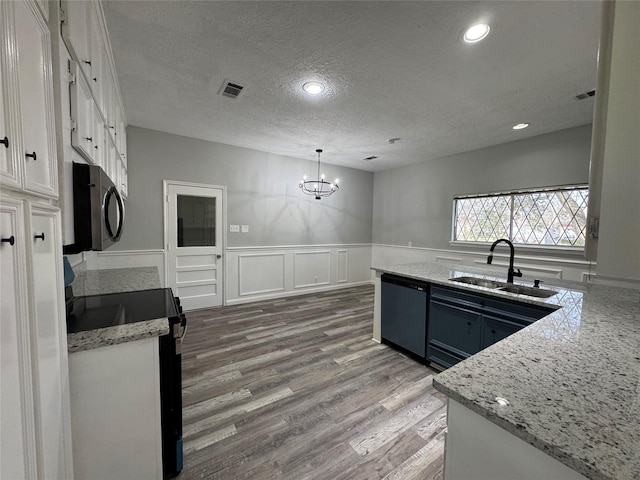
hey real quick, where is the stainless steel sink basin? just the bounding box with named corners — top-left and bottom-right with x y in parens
top-left (450, 276), bottom-right (557, 298)
top-left (450, 276), bottom-right (506, 289)
top-left (498, 284), bottom-right (557, 298)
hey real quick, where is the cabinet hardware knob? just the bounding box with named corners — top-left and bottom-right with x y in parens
top-left (94, 145), bottom-right (99, 150)
top-left (1, 235), bottom-right (15, 246)
top-left (1, 136), bottom-right (8, 148)
top-left (466, 321), bottom-right (471, 326)
top-left (109, 125), bottom-right (115, 129)
top-left (34, 233), bottom-right (45, 241)
top-left (491, 329), bottom-right (496, 334)
top-left (85, 137), bottom-right (93, 142)
top-left (93, 77), bottom-right (97, 82)
top-left (83, 59), bottom-right (92, 66)
top-left (25, 151), bottom-right (37, 161)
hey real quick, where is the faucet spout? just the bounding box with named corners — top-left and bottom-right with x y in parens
top-left (487, 238), bottom-right (522, 283)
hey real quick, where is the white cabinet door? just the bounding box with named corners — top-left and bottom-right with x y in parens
top-left (0, 197), bottom-right (38, 480)
top-left (106, 133), bottom-right (119, 182)
top-left (28, 204), bottom-right (73, 480)
top-left (92, 103), bottom-right (105, 170)
top-left (60, 0), bottom-right (91, 81)
top-left (70, 61), bottom-right (95, 162)
top-left (14, 0), bottom-right (57, 198)
top-left (88, 5), bottom-right (103, 110)
top-left (119, 160), bottom-right (128, 198)
top-left (0, 2), bottom-right (22, 190)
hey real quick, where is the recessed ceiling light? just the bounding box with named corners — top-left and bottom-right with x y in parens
top-left (302, 82), bottom-right (325, 95)
top-left (512, 123), bottom-right (530, 130)
top-left (463, 23), bottom-right (490, 44)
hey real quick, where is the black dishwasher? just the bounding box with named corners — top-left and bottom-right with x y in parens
top-left (381, 274), bottom-right (428, 360)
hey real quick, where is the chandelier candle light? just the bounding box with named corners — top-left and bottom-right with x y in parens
top-left (299, 149), bottom-right (339, 200)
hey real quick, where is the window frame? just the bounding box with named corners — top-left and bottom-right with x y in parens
top-left (450, 184), bottom-right (589, 253)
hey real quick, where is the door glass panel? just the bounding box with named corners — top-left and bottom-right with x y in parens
top-left (177, 195), bottom-right (216, 247)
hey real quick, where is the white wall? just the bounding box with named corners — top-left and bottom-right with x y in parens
top-left (595, 0), bottom-right (640, 282)
top-left (372, 125), bottom-right (592, 252)
top-left (116, 127), bottom-right (374, 251)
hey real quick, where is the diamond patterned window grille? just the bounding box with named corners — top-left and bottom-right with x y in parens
top-left (454, 186), bottom-right (588, 248)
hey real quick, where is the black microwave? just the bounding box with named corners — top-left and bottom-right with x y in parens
top-left (65, 163), bottom-right (125, 253)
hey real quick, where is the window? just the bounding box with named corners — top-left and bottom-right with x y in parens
top-left (453, 185), bottom-right (589, 248)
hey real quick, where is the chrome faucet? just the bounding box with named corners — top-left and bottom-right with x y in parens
top-left (487, 238), bottom-right (522, 284)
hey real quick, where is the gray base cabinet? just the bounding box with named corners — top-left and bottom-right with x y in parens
top-left (427, 286), bottom-right (554, 369)
top-left (381, 274), bottom-right (428, 358)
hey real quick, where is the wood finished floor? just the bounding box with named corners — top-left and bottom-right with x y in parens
top-left (178, 285), bottom-right (446, 480)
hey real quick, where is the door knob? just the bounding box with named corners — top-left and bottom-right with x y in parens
top-left (216, 254), bottom-right (222, 259)
top-left (1, 136), bottom-right (8, 148)
top-left (25, 151), bottom-right (37, 161)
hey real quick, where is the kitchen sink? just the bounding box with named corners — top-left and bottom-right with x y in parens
top-left (450, 276), bottom-right (557, 298)
top-left (497, 284), bottom-right (557, 298)
top-left (449, 276), bottom-right (506, 289)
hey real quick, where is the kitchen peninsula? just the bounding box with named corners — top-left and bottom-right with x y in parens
top-left (372, 262), bottom-right (640, 480)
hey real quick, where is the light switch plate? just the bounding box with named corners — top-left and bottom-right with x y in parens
top-left (230, 225), bottom-right (240, 233)
top-left (241, 225), bottom-right (249, 233)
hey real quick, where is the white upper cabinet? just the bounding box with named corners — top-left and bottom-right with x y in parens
top-left (88, 6), bottom-right (104, 109)
top-left (60, 0), bottom-right (127, 192)
top-left (0, 0), bottom-right (58, 199)
top-left (61, 1), bottom-right (91, 82)
top-left (0, 16), bottom-right (21, 190)
top-left (70, 60), bottom-right (95, 162)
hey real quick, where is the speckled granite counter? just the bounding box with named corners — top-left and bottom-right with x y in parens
top-left (373, 262), bottom-right (640, 480)
top-left (68, 267), bottom-right (170, 353)
top-left (71, 266), bottom-right (161, 296)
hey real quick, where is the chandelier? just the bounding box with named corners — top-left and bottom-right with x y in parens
top-left (299, 149), bottom-right (339, 200)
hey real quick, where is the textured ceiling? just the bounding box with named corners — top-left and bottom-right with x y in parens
top-left (102, 1), bottom-right (600, 172)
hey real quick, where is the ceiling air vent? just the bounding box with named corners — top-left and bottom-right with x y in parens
top-left (363, 156), bottom-right (378, 161)
top-left (575, 89), bottom-right (595, 100)
top-left (219, 80), bottom-right (244, 99)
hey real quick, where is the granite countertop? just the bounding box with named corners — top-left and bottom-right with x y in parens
top-left (373, 262), bottom-right (640, 480)
top-left (68, 267), bottom-right (170, 353)
top-left (71, 266), bottom-right (162, 296)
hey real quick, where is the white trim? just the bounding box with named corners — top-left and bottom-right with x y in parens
top-left (450, 240), bottom-right (585, 257)
top-left (226, 242), bottom-right (371, 251)
top-left (374, 243), bottom-right (593, 269)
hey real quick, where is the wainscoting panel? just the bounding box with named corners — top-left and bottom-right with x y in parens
top-left (337, 250), bottom-right (349, 283)
top-left (238, 253), bottom-right (286, 297)
top-left (294, 251), bottom-right (331, 289)
top-left (226, 244), bottom-right (372, 305)
top-left (372, 244), bottom-right (593, 283)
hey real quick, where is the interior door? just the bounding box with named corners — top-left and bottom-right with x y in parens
top-left (165, 182), bottom-right (224, 311)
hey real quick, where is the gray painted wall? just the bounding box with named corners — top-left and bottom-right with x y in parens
top-left (115, 127), bottom-right (374, 250)
top-left (372, 124), bottom-right (593, 250)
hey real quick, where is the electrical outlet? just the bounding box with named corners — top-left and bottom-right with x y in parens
top-left (241, 225), bottom-right (249, 233)
top-left (230, 225), bottom-right (240, 233)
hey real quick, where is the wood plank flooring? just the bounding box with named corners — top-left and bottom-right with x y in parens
top-left (178, 285), bottom-right (446, 480)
